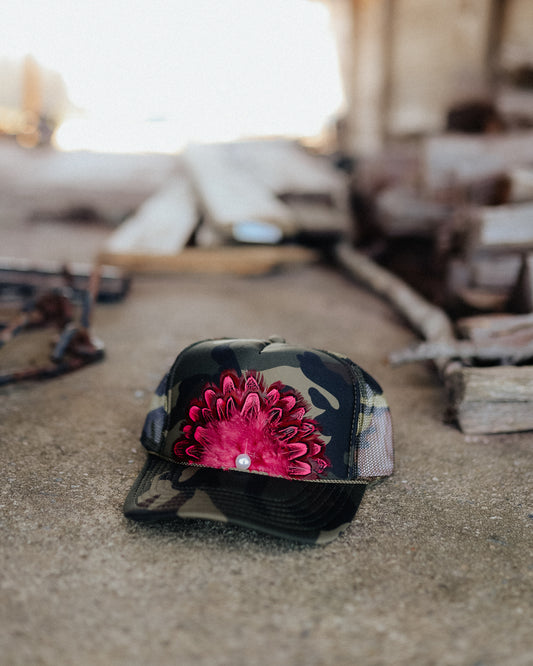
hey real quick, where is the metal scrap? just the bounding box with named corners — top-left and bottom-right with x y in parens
top-left (0, 267), bottom-right (105, 385)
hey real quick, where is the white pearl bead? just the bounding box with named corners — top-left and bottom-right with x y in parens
top-left (235, 453), bottom-right (251, 470)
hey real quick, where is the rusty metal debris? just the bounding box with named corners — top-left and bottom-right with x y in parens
top-left (0, 267), bottom-right (105, 385)
top-left (0, 257), bottom-right (130, 303)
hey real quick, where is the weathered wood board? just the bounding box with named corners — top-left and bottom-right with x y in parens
top-left (102, 179), bottom-right (198, 256)
top-left (446, 364), bottom-right (533, 434)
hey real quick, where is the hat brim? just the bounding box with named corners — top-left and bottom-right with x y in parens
top-left (124, 455), bottom-right (366, 545)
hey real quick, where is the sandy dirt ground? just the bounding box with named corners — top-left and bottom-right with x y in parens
top-left (0, 145), bottom-right (531, 666)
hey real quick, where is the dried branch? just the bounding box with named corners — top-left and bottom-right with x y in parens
top-left (332, 241), bottom-right (457, 374)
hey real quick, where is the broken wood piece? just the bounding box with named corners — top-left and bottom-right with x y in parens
top-left (98, 244), bottom-right (319, 276)
top-left (445, 256), bottom-right (519, 315)
top-left (446, 364), bottom-right (533, 434)
top-left (445, 252), bottom-right (520, 314)
top-left (102, 179), bottom-right (198, 256)
top-left (468, 203), bottom-right (533, 253)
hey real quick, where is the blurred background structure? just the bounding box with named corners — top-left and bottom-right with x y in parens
top-left (1, 4), bottom-right (533, 666)
top-left (1, 0), bottom-right (532, 155)
top-left (0, 0), bottom-right (343, 152)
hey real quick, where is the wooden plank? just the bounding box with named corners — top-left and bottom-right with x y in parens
top-left (447, 365), bottom-right (533, 434)
top-left (182, 143), bottom-right (297, 241)
top-left (447, 253), bottom-right (521, 291)
top-left (228, 140), bottom-right (348, 203)
top-left (227, 139), bottom-right (351, 237)
top-left (98, 244), bottom-right (319, 276)
top-left (468, 203), bottom-right (533, 252)
top-left (390, 338), bottom-right (533, 366)
top-left (102, 179), bottom-right (198, 256)
top-left (422, 131), bottom-right (533, 192)
top-left (183, 140), bottom-right (352, 242)
top-left (456, 312), bottom-right (533, 342)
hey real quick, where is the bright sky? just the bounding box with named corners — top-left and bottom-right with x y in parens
top-left (0, 0), bottom-right (344, 153)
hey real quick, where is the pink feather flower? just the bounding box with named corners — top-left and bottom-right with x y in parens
top-left (173, 370), bottom-right (330, 479)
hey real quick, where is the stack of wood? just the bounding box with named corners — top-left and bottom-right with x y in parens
top-left (350, 122), bottom-right (533, 435)
top-left (447, 313), bottom-right (533, 434)
top-left (98, 138), bottom-right (352, 275)
top-left (423, 131), bottom-right (533, 314)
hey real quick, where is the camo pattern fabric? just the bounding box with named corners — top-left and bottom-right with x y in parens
top-left (124, 337), bottom-right (393, 544)
top-left (124, 455), bottom-right (368, 544)
top-left (139, 338), bottom-right (393, 481)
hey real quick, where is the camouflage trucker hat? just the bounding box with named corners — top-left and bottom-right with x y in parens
top-left (124, 337), bottom-right (393, 544)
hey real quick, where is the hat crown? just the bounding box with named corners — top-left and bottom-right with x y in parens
top-left (140, 338), bottom-right (393, 482)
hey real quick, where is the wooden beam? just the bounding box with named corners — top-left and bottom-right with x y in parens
top-left (98, 244), bottom-right (319, 276)
top-left (328, 0), bottom-right (392, 156)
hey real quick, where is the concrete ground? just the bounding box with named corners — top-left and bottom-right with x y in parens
top-left (0, 147), bottom-right (532, 666)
